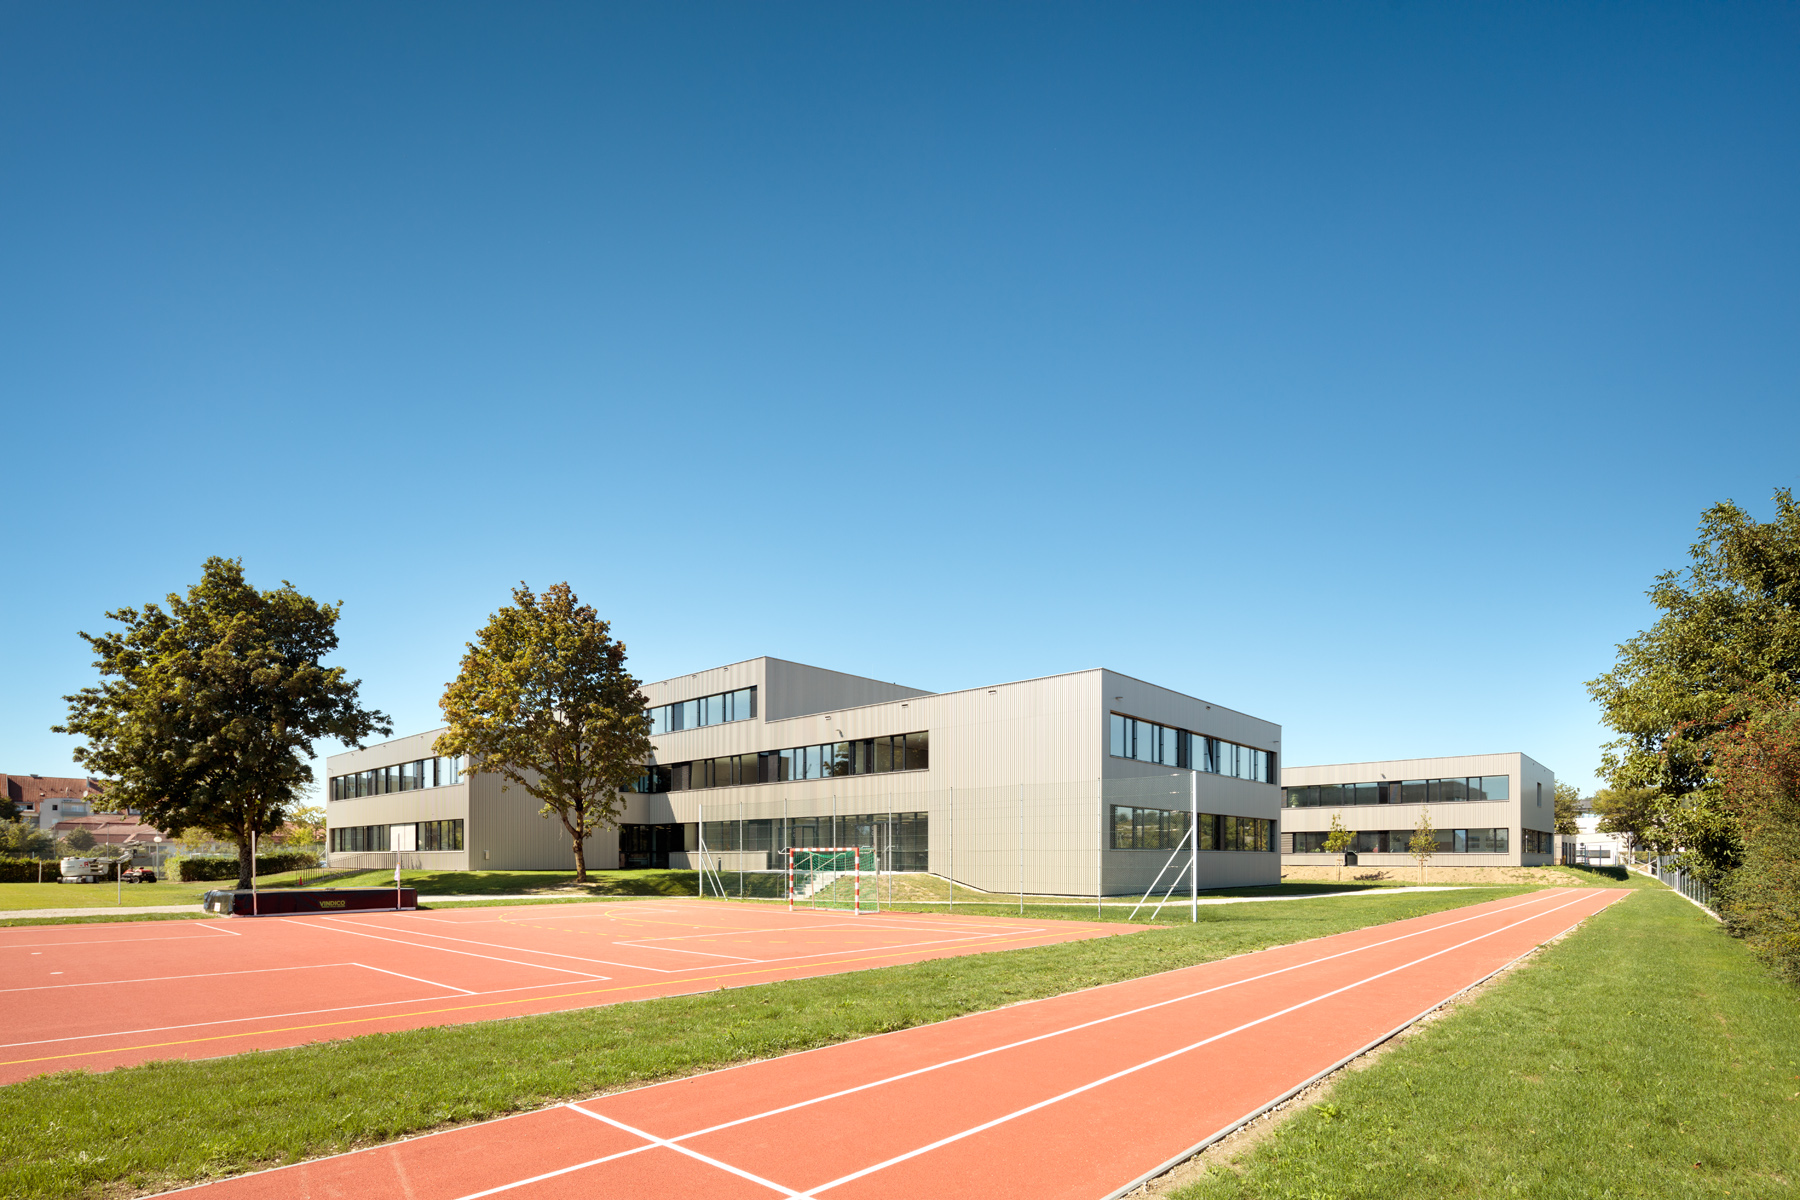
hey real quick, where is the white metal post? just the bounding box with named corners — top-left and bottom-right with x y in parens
top-left (698, 800), bottom-right (705, 898)
top-left (1019, 783), bottom-right (1025, 916)
top-left (1098, 775), bottom-right (1103, 918)
top-left (253, 830), bottom-right (260, 917)
top-left (1190, 770), bottom-right (1199, 924)
top-left (947, 787), bottom-right (954, 912)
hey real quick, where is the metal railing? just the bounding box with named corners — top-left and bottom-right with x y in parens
top-left (1653, 860), bottom-right (1717, 912)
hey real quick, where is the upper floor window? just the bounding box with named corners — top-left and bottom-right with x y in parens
top-left (650, 687), bottom-right (756, 735)
top-left (330, 755), bottom-right (463, 801)
top-left (1283, 775), bottom-right (1511, 807)
top-left (1108, 713), bottom-right (1274, 784)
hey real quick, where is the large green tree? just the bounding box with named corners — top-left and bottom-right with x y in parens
top-left (1552, 781), bottom-right (1582, 837)
top-left (1586, 489), bottom-right (1800, 880)
top-left (55, 557), bottom-right (390, 890)
top-left (437, 583), bottom-right (652, 882)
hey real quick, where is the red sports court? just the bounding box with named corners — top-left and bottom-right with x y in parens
top-left (0, 898), bottom-right (1130, 1084)
top-left (153, 886), bottom-right (1626, 1200)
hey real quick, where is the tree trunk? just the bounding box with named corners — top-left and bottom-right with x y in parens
top-left (237, 832), bottom-right (255, 892)
top-left (572, 833), bottom-right (587, 883)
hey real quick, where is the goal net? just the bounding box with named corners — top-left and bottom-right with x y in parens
top-left (787, 847), bottom-right (876, 914)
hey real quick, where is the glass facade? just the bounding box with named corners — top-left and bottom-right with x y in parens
top-left (649, 687), bottom-right (757, 735)
top-left (329, 820), bottom-right (464, 853)
top-left (1283, 776), bottom-right (1510, 808)
top-left (1289, 827), bottom-right (1510, 854)
top-left (1107, 714), bottom-right (1274, 784)
top-left (701, 810), bottom-right (930, 871)
top-left (1523, 829), bottom-right (1554, 855)
top-left (330, 755), bottom-right (462, 801)
top-left (1108, 806), bottom-right (1276, 852)
top-left (637, 731), bottom-right (929, 793)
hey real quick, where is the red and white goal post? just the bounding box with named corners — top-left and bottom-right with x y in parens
top-left (786, 847), bottom-right (875, 915)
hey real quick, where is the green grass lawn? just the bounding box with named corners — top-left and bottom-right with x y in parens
top-left (0, 885), bottom-right (1537, 1199)
top-left (1173, 888), bottom-right (1799, 1200)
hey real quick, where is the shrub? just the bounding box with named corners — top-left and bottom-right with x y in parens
top-left (177, 853), bottom-right (320, 883)
top-left (0, 856), bottom-right (61, 883)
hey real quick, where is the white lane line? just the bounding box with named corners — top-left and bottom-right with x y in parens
top-left (445, 1141), bottom-right (660, 1200)
top-left (353, 962), bottom-right (476, 995)
top-left (309, 919), bottom-right (613, 978)
top-left (576, 889), bottom-right (1582, 1145)
top-left (0, 963), bottom-right (356, 993)
top-left (793, 891), bottom-right (1608, 1197)
top-left (565, 1105), bottom-right (802, 1198)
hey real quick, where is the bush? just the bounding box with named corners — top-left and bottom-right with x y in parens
top-left (177, 853), bottom-right (320, 883)
top-left (0, 856), bottom-right (61, 883)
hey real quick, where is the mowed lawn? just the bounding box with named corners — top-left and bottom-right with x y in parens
top-left (1175, 888), bottom-right (1800, 1200)
top-left (0, 885), bottom-right (1537, 1199)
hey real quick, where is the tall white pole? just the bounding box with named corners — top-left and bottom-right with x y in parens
top-left (1019, 783), bottom-right (1025, 916)
top-left (253, 830), bottom-right (260, 918)
top-left (947, 787), bottom-right (954, 912)
top-left (698, 800), bottom-right (706, 899)
top-left (1098, 775), bottom-right (1103, 918)
top-left (1190, 770), bottom-right (1199, 923)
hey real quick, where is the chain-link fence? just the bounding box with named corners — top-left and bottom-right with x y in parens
top-left (691, 774), bottom-right (1283, 917)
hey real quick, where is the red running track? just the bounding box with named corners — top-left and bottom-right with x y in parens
top-left (0, 899), bottom-right (1131, 1084)
top-left (155, 886), bottom-right (1627, 1200)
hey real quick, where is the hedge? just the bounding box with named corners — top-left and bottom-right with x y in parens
top-left (177, 853), bottom-right (321, 883)
top-left (0, 856), bottom-right (62, 883)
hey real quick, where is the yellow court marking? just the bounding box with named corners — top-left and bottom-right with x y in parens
top-left (2, 925), bottom-right (1132, 1071)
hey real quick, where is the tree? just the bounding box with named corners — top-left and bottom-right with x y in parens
top-left (1586, 489), bottom-right (1800, 880)
top-left (1553, 782), bottom-right (1583, 837)
top-left (54, 557), bottom-right (390, 890)
top-left (0, 820), bottom-right (57, 858)
top-left (1409, 810), bottom-right (1437, 884)
top-left (437, 582), bottom-right (652, 883)
top-left (1322, 813), bottom-right (1354, 882)
top-left (64, 826), bottom-right (96, 852)
top-left (1706, 687), bottom-right (1800, 983)
top-left (0, 790), bottom-right (17, 823)
top-left (275, 804), bottom-right (327, 845)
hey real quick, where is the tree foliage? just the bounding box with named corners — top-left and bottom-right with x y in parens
top-left (1707, 688), bottom-right (1800, 984)
top-left (0, 821), bottom-right (57, 858)
top-left (54, 557), bottom-right (390, 889)
top-left (1552, 782), bottom-right (1583, 836)
top-left (437, 582), bottom-right (652, 883)
top-left (1586, 489), bottom-right (1800, 879)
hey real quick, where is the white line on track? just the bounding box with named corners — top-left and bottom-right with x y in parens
top-left (352, 962), bottom-right (476, 995)
top-left (0, 963), bottom-right (364, 993)
top-left (310, 918), bottom-right (613, 978)
top-left (565, 1105), bottom-right (805, 1198)
top-left (788, 890), bottom-right (1611, 1198)
top-left (568, 889), bottom-right (1583, 1149)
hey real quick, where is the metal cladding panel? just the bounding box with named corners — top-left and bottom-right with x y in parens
top-left (467, 769), bottom-right (620, 871)
top-left (640, 659), bottom-right (767, 709)
top-left (325, 728), bottom-right (471, 870)
top-left (757, 658), bottom-right (933, 721)
top-left (1104, 850), bottom-right (1281, 895)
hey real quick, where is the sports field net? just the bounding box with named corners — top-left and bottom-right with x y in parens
top-left (786, 847), bottom-right (876, 913)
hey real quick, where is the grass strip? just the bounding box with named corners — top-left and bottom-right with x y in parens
top-left (0, 886), bottom-right (1536, 1199)
top-left (1174, 888), bottom-right (1800, 1200)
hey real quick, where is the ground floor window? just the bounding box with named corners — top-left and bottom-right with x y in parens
top-left (1522, 828), bottom-right (1554, 855)
top-left (1289, 827), bottom-right (1511, 854)
top-left (1108, 807), bottom-right (1275, 852)
top-left (329, 820), bottom-right (463, 854)
top-left (697, 811), bottom-right (930, 872)
top-left (329, 824), bottom-right (390, 853)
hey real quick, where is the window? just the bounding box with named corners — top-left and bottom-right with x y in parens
top-left (1523, 829), bottom-right (1553, 855)
top-left (1108, 714), bottom-right (1273, 783)
top-left (650, 687), bottom-right (757, 735)
top-left (1286, 827), bottom-right (1510, 854)
top-left (1109, 807), bottom-right (1275, 852)
top-left (330, 756), bottom-right (465, 801)
top-left (650, 730), bottom-right (931, 792)
top-left (1284, 776), bottom-right (1511, 808)
top-left (418, 819), bottom-right (464, 851)
top-left (328, 824), bottom-right (391, 853)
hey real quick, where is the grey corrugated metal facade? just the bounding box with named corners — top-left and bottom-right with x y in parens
top-left (324, 656), bottom-right (1284, 894)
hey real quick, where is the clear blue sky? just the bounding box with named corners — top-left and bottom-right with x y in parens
top-left (3, 2), bottom-right (1797, 800)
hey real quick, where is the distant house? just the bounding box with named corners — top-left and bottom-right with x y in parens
top-left (3, 774), bottom-right (108, 830)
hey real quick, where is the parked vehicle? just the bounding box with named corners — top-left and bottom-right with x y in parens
top-left (59, 856), bottom-right (109, 883)
top-left (121, 867), bottom-right (157, 883)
